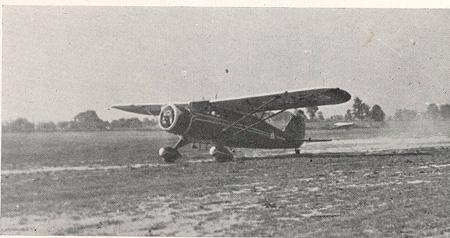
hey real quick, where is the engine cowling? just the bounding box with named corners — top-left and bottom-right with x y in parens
top-left (158, 104), bottom-right (192, 135)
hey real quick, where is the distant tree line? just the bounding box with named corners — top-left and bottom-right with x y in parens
top-left (302, 98), bottom-right (449, 122)
top-left (305, 97), bottom-right (386, 122)
top-left (393, 103), bottom-right (450, 121)
top-left (3, 102), bottom-right (449, 133)
top-left (2, 110), bottom-right (159, 133)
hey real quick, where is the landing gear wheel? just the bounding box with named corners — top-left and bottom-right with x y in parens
top-left (295, 148), bottom-right (300, 154)
top-left (210, 146), bottom-right (233, 162)
top-left (158, 137), bottom-right (188, 163)
top-left (158, 147), bottom-right (181, 163)
top-left (163, 155), bottom-right (178, 163)
top-left (215, 156), bottom-right (233, 163)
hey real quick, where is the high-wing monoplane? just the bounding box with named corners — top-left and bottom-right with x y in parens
top-left (112, 88), bottom-right (351, 162)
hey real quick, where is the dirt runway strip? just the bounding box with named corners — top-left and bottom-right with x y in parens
top-left (2, 147), bottom-right (450, 236)
top-left (1, 129), bottom-right (450, 236)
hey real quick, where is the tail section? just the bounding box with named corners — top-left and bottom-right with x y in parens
top-left (283, 110), bottom-right (306, 142)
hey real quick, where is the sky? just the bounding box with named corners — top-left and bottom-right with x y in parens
top-left (2, 6), bottom-right (449, 122)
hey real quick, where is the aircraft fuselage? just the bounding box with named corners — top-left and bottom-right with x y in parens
top-left (159, 104), bottom-right (303, 149)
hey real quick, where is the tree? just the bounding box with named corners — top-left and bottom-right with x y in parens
top-left (369, 104), bottom-right (385, 122)
top-left (352, 97), bottom-right (371, 120)
top-left (352, 97), bottom-right (364, 120)
top-left (306, 106), bottom-right (319, 120)
top-left (104, 121), bottom-right (111, 130)
top-left (36, 122), bottom-right (57, 132)
top-left (361, 103), bottom-right (370, 119)
top-left (7, 118), bottom-right (35, 132)
top-left (110, 118), bottom-right (146, 129)
top-left (2, 122), bottom-right (10, 132)
top-left (111, 118), bottom-right (127, 128)
top-left (317, 111), bottom-right (324, 121)
top-left (440, 104), bottom-right (450, 120)
top-left (143, 118), bottom-right (158, 128)
top-left (73, 110), bottom-right (107, 130)
top-left (394, 109), bottom-right (418, 121)
top-left (394, 110), bottom-right (402, 121)
top-left (68, 121), bottom-right (80, 130)
top-left (344, 109), bottom-right (352, 121)
top-left (426, 103), bottom-right (440, 120)
top-left (127, 118), bottom-right (143, 128)
top-left (57, 121), bottom-right (70, 131)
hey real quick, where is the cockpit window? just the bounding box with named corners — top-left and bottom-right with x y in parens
top-left (160, 107), bottom-right (175, 128)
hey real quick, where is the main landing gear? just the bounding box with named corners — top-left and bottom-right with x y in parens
top-left (158, 137), bottom-right (188, 163)
top-left (209, 145), bottom-right (233, 162)
top-left (159, 137), bottom-right (234, 163)
top-left (295, 148), bottom-right (300, 154)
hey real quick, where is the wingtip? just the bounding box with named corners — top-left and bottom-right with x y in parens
top-left (111, 105), bottom-right (128, 110)
top-left (334, 88), bottom-right (352, 103)
top-left (110, 105), bottom-right (129, 112)
top-left (342, 89), bottom-right (352, 102)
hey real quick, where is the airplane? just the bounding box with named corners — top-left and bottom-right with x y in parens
top-left (112, 88), bottom-right (351, 162)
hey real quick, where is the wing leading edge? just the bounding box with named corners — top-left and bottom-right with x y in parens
top-left (111, 104), bottom-right (163, 116)
top-left (210, 88), bottom-right (351, 113)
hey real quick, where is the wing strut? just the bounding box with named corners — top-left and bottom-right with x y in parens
top-left (232, 108), bottom-right (288, 136)
top-left (213, 92), bottom-right (286, 138)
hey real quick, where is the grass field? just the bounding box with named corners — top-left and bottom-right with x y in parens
top-left (1, 122), bottom-right (450, 236)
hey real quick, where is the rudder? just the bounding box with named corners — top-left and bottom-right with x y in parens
top-left (283, 110), bottom-right (306, 141)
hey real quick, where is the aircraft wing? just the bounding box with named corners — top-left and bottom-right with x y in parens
top-left (112, 88), bottom-right (350, 115)
top-left (111, 104), bottom-right (163, 116)
top-left (209, 88), bottom-right (351, 113)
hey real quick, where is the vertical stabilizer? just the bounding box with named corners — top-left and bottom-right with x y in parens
top-left (283, 110), bottom-right (306, 141)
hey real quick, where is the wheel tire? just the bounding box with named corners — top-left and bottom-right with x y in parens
top-left (159, 147), bottom-right (181, 163)
top-left (163, 156), bottom-right (177, 163)
top-left (214, 155), bottom-right (233, 163)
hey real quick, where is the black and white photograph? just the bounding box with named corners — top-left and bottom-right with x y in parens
top-left (1, 1), bottom-right (450, 237)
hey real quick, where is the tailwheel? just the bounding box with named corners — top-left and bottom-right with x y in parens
top-left (209, 146), bottom-right (233, 162)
